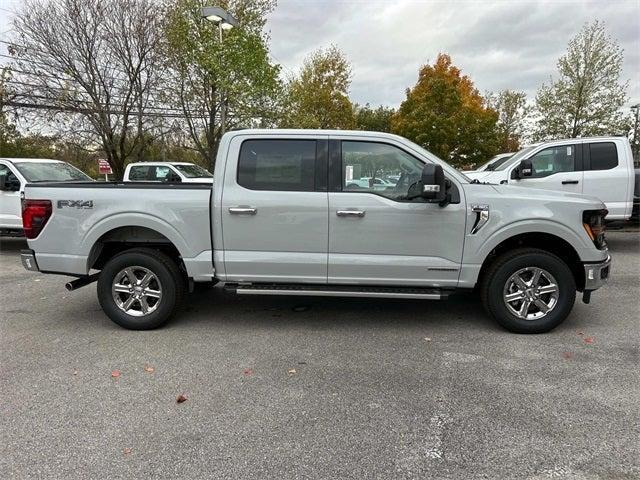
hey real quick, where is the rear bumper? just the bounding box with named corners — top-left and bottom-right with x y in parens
top-left (583, 255), bottom-right (611, 291)
top-left (20, 249), bottom-right (39, 272)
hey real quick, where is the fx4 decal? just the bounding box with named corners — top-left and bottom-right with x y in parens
top-left (57, 200), bottom-right (94, 209)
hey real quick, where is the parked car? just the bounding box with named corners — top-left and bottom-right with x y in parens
top-left (463, 152), bottom-right (514, 174)
top-left (464, 137), bottom-right (637, 221)
top-left (124, 162), bottom-right (213, 183)
top-left (0, 158), bottom-right (93, 236)
top-left (21, 129), bottom-right (610, 334)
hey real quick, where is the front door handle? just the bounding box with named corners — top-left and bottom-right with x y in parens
top-left (229, 207), bottom-right (257, 215)
top-left (562, 180), bottom-right (579, 185)
top-left (336, 210), bottom-right (365, 218)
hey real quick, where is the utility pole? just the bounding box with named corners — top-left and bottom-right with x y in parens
top-left (631, 103), bottom-right (640, 167)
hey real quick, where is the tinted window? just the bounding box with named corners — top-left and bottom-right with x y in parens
top-left (238, 140), bottom-right (316, 191)
top-left (589, 142), bottom-right (618, 170)
top-left (129, 166), bottom-right (151, 180)
top-left (528, 145), bottom-right (575, 178)
top-left (342, 141), bottom-right (425, 201)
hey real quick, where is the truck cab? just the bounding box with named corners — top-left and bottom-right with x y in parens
top-left (465, 137), bottom-right (636, 221)
top-left (124, 162), bottom-right (213, 183)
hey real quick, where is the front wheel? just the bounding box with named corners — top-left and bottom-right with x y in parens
top-left (97, 248), bottom-right (184, 330)
top-left (480, 248), bottom-right (576, 333)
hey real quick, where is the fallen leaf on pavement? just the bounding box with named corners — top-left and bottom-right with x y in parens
top-left (424, 337), bottom-right (432, 342)
top-left (123, 448), bottom-right (132, 455)
top-left (176, 394), bottom-right (188, 403)
top-left (577, 331), bottom-right (584, 336)
top-left (288, 368), bottom-right (297, 375)
top-left (73, 370), bottom-right (78, 375)
top-left (243, 368), bottom-right (253, 376)
top-left (144, 366), bottom-right (154, 373)
top-left (111, 370), bottom-right (121, 378)
top-left (583, 336), bottom-right (595, 344)
top-left (562, 351), bottom-right (573, 359)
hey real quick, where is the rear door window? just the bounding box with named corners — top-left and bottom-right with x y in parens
top-left (589, 142), bottom-right (618, 170)
top-left (129, 166), bottom-right (151, 180)
top-left (238, 139), bottom-right (316, 191)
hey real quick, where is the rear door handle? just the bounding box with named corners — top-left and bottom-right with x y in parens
top-left (336, 210), bottom-right (365, 217)
top-left (562, 180), bottom-right (579, 185)
top-left (229, 207), bottom-right (257, 215)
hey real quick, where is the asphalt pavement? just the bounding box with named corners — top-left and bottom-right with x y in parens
top-left (1, 232), bottom-right (639, 479)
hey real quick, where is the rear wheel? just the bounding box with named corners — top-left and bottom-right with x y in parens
top-left (481, 248), bottom-right (576, 333)
top-left (97, 248), bottom-right (184, 330)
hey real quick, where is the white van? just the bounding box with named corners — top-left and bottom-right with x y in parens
top-left (124, 162), bottom-right (213, 183)
top-left (0, 158), bottom-right (93, 236)
top-left (465, 137), bottom-right (637, 221)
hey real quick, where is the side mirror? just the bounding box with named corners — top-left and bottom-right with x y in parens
top-left (421, 164), bottom-right (446, 203)
top-left (0, 173), bottom-right (19, 191)
top-left (511, 159), bottom-right (533, 180)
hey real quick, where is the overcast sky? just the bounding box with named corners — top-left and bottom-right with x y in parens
top-left (1, 0), bottom-right (638, 108)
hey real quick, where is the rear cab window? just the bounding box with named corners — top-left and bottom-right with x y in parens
top-left (588, 142), bottom-right (618, 170)
top-left (238, 139), bottom-right (317, 191)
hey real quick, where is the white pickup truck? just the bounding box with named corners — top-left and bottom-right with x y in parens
top-left (20, 130), bottom-right (611, 334)
top-left (0, 158), bottom-right (93, 236)
top-left (465, 137), bottom-right (637, 221)
top-left (124, 161), bottom-right (213, 183)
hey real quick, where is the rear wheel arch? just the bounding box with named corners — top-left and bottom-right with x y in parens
top-left (477, 232), bottom-right (585, 291)
top-left (88, 226), bottom-right (184, 273)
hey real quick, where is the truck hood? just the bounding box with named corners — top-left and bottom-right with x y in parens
top-left (465, 170), bottom-right (506, 183)
top-left (489, 184), bottom-right (605, 207)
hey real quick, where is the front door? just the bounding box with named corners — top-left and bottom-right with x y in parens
top-left (0, 163), bottom-right (23, 230)
top-left (327, 138), bottom-right (466, 287)
top-left (510, 143), bottom-right (583, 194)
top-left (221, 135), bottom-right (329, 284)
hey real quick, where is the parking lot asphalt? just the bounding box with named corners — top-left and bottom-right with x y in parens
top-left (1, 232), bottom-right (639, 479)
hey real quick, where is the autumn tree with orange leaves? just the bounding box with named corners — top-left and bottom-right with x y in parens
top-left (391, 54), bottom-right (499, 168)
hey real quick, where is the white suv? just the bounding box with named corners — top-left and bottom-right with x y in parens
top-left (124, 162), bottom-right (213, 183)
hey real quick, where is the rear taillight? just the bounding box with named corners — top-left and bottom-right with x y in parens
top-left (582, 209), bottom-right (608, 250)
top-left (22, 199), bottom-right (52, 239)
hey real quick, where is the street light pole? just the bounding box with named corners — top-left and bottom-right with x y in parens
top-left (201, 6), bottom-right (238, 145)
top-left (631, 104), bottom-right (640, 166)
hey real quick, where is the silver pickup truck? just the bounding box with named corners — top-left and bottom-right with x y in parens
top-left (20, 130), bottom-right (611, 333)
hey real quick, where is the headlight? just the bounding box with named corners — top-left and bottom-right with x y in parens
top-left (582, 209), bottom-right (608, 250)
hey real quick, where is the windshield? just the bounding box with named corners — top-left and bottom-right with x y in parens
top-left (172, 164), bottom-right (213, 178)
top-left (494, 146), bottom-right (538, 171)
top-left (14, 162), bottom-right (92, 182)
top-left (484, 155), bottom-right (513, 171)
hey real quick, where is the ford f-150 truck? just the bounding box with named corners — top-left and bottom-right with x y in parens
top-left (20, 130), bottom-right (611, 333)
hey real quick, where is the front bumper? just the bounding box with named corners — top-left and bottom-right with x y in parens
top-left (583, 255), bottom-right (611, 291)
top-left (21, 249), bottom-right (39, 272)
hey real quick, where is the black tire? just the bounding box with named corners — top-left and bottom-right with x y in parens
top-left (97, 248), bottom-right (184, 330)
top-left (480, 248), bottom-right (576, 334)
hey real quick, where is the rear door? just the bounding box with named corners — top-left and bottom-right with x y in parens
top-left (221, 134), bottom-right (329, 284)
top-left (582, 140), bottom-right (629, 219)
top-left (510, 143), bottom-right (583, 194)
top-left (327, 137), bottom-right (466, 287)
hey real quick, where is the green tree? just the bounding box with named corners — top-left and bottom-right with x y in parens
top-left (391, 53), bottom-right (498, 167)
top-left (164, 0), bottom-right (282, 170)
top-left (487, 90), bottom-right (528, 152)
top-left (282, 46), bottom-right (355, 129)
top-left (354, 104), bottom-right (395, 132)
top-left (533, 21), bottom-right (629, 140)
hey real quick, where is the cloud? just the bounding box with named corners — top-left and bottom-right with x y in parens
top-left (266, 0), bottom-right (640, 107)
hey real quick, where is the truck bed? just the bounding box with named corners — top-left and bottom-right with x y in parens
top-left (23, 181), bottom-right (213, 278)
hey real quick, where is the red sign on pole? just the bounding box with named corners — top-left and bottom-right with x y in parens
top-left (97, 159), bottom-right (113, 175)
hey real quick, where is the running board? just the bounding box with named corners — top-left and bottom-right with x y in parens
top-left (228, 283), bottom-right (447, 300)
